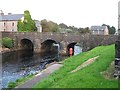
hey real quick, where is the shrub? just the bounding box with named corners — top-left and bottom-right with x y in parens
top-left (2, 37), bottom-right (14, 48)
top-left (8, 82), bottom-right (17, 88)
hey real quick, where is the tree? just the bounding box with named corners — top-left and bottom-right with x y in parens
top-left (41, 19), bottom-right (59, 32)
top-left (109, 26), bottom-right (116, 34)
top-left (59, 23), bottom-right (68, 29)
top-left (41, 19), bottom-right (48, 32)
top-left (17, 10), bottom-right (37, 32)
top-left (78, 27), bottom-right (90, 33)
top-left (68, 26), bottom-right (78, 31)
top-left (17, 20), bottom-right (24, 32)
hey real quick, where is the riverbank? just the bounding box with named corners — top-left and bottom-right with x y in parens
top-left (15, 63), bottom-right (62, 88)
top-left (6, 62), bottom-right (62, 89)
top-left (33, 44), bottom-right (118, 88)
top-left (2, 48), bottom-right (67, 88)
top-left (2, 44), bottom-right (118, 88)
top-left (0, 47), bottom-right (21, 54)
top-left (0, 47), bottom-right (10, 53)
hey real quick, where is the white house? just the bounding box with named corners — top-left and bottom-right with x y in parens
top-left (34, 20), bottom-right (42, 32)
top-left (90, 26), bottom-right (109, 35)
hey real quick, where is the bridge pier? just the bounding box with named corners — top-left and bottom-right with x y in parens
top-left (33, 39), bottom-right (41, 53)
top-left (59, 41), bottom-right (67, 55)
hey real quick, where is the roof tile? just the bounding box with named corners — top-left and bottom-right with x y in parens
top-left (0, 14), bottom-right (23, 21)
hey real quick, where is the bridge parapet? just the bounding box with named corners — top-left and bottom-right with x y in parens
top-left (1, 32), bottom-right (117, 55)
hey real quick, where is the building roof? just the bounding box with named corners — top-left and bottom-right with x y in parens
top-left (0, 14), bottom-right (23, 21)
top-left (91, 26), bottom-right (107, 31)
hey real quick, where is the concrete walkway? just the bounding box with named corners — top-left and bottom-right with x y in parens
top-left (71, 56), bottom-right (99, 73)
top-left (14, 64), bottom-right (62, 89)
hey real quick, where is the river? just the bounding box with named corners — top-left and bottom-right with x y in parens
top-left (1, 50), bottom-right (67, 89)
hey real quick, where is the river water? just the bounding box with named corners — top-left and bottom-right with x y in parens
top-left (1, 50), bottom-right (67, 89)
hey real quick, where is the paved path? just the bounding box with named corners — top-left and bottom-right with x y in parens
top-left (71, 56), bottom-right (99, 73)
top-left (14, 64), bottom-right (62, 89)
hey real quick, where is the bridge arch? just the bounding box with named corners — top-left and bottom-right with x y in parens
top-left (20, 38), bottom-right (34, 51)
top-left (67, 42), bottom-right (77, 56)
top-left (41, 39), bottom-right (58, 44)
top-left (40, 39), bottom-right (59, 56)
top-left (66, 42), bottom-right (83, 56)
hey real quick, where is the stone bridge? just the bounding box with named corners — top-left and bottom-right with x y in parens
top-left (1, 32), bottom-right (117, 55)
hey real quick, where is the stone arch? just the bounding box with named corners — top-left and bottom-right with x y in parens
top-left (66, 42), bottom-right (83, 56)
top-left (41, 38), bottom-right (58, 44)
top-left (19, 38), bottom-right (34, 58)
top-left (40, 39), bottom-right (59, 57)
top-left (20, 38), bottom-right (34, 51)
top-left (67, 42), bottom-right (77, 56)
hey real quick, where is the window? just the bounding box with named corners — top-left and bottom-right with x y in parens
top-left (12, 22), bottom-right (14, 26)
top-left (98, 30), bottom-right (100, 34)
top-left (3, 22), bottom-right (5, 26)
top-left (12, 29), bottom-right (14, 31)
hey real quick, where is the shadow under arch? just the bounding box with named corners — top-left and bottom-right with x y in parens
top-left (20, 38), bottom-right (34, 58)
top-left (67, 42), bottom-right (77, 56)
top-left (20, 39), bottom-right (34, 51)
top-left (41, 39), bottom-right (59, 57)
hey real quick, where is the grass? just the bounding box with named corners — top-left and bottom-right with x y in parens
top-left (33, 44), bottom-right (118, 88)
top-left (8, 74), bottom-right (34, 88)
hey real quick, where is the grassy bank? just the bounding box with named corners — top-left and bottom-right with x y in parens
top-left (8, 74), bottom-right (34, 88)
top-left (33, 44), bottom-right (118, 88)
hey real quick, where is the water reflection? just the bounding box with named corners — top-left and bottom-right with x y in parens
top-left (2, 50), bottom-right (67, 88)
top-left (2, 50), bottom-right (39, 88)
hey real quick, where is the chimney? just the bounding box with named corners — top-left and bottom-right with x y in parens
top-left (0, 13), bottom-right (4, 15)
top-left (8, 13), bottom-right (12, 15)
top-left (0, 10), bottom-right (4, 15)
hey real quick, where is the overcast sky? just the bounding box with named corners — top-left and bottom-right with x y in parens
top-left (0, 0), bottom-right (119, 29)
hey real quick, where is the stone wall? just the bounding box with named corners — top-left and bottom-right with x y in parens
top-left (87, 35), bottom-right (117, 50)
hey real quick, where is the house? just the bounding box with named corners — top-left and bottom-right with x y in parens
top-left (90, 26), bottom-right (109, 35)
top-left (0, 12), bottom-right (24, 32)
top-left (34, 20), bottom-right (42, 32)
top-left (0, 11), bottom-right (42, 32)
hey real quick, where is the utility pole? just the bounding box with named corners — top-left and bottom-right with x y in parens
top-left (114, 1), bottom-right (120, 78)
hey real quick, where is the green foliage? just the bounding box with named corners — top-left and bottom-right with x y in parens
top-left (109, 26), bottom-right (116, 34)
top-left (102, 24), bottom-right (116, 34)
top-left (17, 20), bottom-right (24, 32)
top-left (59, 23), bottom-right (90, 33)
top-left (41, 19), bottom-right (91, 33)
top-left (59, 23), bottom-right (68, 29)
top-left (8, 82), bottom-right (17, 88)
top-left (2, 37), bottom-right (13, 48)
top-left (17, 10), bottom-right (37, 32)
top-left (41, 19), bottom-right (59, 32)
top-left (78, 27), bottom-right (90, 33)
top-left (33, 44), bottom-right (118, 88)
